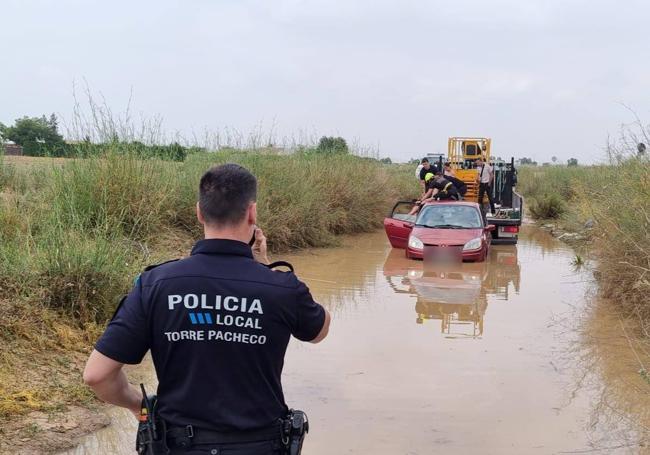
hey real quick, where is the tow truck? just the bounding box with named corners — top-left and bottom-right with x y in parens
top-left (444, 137), bottom-right (523, 244)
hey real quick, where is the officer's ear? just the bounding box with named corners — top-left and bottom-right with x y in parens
top-left (196, 202), bottom-right (207, 226)
top-left (248, 202), bottom-right (257, 226)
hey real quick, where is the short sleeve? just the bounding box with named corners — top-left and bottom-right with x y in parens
top-left (291, 280), bottom-right (326, 342)
top-left (94, 278), bottom-right (150, 364)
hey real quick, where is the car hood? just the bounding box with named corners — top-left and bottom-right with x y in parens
top-left (411, 227), bottom-right (483, 246)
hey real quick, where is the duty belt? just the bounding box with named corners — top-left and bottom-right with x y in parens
top-left (167, 421), bottom-right (283, 448)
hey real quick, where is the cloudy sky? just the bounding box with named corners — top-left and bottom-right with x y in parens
top-left (2, 0), bottom-right (649, 163)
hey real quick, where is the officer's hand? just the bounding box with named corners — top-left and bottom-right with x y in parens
top-left (252, 228), bottom-right (269, 264)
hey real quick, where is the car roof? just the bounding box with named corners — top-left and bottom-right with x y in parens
top-left (422, 200), bottom-right (481, 209)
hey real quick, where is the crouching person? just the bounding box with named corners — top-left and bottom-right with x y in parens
top-left (83, 164), bottom-right (330, 455)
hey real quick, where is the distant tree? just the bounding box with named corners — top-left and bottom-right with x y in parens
top-left (408, 158), bottom-right (420, 165)
top-left (567, 158), bottom-right (578, 166)
top-left (379, 157), bottom-right (392, 164)
top-left (518, 157), bottom-right (537, 166)
top-left (2, 114), bottom-right (65, 154)
top-left (551, 156), bottom-right (557, 163)
top-left (317, 136), bottom-right (349, 154)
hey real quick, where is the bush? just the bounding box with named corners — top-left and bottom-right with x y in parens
top-left (317, 136), bottom-right (349, 154)
top-left (35, 230), bottom-right (134, 323)
top-left (529, 193), bottom-right (566, 219)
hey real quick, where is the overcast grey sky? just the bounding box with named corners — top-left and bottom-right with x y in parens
top-left (2, 0), bottom-right (649, 163)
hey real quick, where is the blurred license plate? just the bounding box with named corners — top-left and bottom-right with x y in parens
top-left (423, 245), bottom-right (462, 264)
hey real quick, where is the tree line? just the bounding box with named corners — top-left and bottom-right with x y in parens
top-left (1, 113), bottom-right (362, 162)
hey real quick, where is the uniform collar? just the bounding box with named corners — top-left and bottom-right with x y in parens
top-left (191, 238), bottom-right (254, 258)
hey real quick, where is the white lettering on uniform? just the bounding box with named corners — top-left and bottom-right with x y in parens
top-left (201, 294), bottom-right (213, 309)
top-left (168, 295), bottom-right (182, 310)
top-left (223, 296), bottom-right (238, 311)
top-left (184, 294), bottom-right (199, 309)
top-left (167, 294), bottom-right (263, 313)
top-left (249, 299), bottom-right (263, 314)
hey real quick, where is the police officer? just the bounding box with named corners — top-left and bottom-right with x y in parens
top-left (83, 163), bottom-right (331, 454)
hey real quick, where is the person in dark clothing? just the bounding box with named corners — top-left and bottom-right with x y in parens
top-left (428, 173), bottom-right (460, 201)
top-left (444, 175), bottom-right (467, 198)
top-left (408, 172), bottom-right (459, 216)
top-left (418, 158), bottom-right (440, 194)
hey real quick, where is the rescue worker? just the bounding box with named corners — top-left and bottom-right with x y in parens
top-left (428, 172), bottom-right (460, 201)
top-left (408, 172), bottom-right (459, 215)
top-left (475, 157), bottom-right (496, 214)
top-left (442, 164), bottom-right (467, 199)
top-left (83, 163), bottom-right (331, 455)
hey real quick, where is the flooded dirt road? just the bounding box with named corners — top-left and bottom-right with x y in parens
top-left (64, 226), bottom-right (649, 454)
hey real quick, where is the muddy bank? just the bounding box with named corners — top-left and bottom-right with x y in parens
top-left (60, 226), bottom-right (648, 454)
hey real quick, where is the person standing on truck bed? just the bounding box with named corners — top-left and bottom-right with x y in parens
top-left (476, 157), bottom-right (496, 215)
top-left (83, 163), bottom-right (331, 455)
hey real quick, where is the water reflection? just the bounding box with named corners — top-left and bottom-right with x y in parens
top-left (383, 246), bottom-right (520, 338)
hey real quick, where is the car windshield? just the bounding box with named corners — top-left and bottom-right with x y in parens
top-left (416, 205), bottom-right (483, 229)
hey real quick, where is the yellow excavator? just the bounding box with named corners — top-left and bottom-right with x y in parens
top-left (442, 137), bottom-right (523, 244)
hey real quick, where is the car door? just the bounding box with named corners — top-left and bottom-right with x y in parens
top-left (384, 201), bottom-right (416, 249)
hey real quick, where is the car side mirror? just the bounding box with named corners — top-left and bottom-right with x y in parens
top-left (485, 225), bottom-right (496, 232)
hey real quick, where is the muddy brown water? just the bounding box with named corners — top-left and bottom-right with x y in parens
top-left (63, 226), bottom-right (649, 454)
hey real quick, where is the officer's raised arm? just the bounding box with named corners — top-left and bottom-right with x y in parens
top-left (310, 307), bottom-right (331, 344)
top-left (291, 279), bottom-right (331, 344)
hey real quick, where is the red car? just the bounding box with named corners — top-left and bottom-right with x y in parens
top-left (384, 200), bottom-right (494, 262)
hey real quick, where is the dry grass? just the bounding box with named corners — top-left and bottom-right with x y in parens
top-left (518, 160), bottom-right (650, 337)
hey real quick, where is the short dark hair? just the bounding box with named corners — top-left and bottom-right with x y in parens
top-left (199, 164), bottom-right (257, 226)
top-left (421, 158), bottom-right (429, 164)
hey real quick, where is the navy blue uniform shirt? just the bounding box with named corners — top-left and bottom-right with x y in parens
top-left (419, 165), bottom-right (439, 181)
top-left (95, 239), bottom-right (326, 432)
